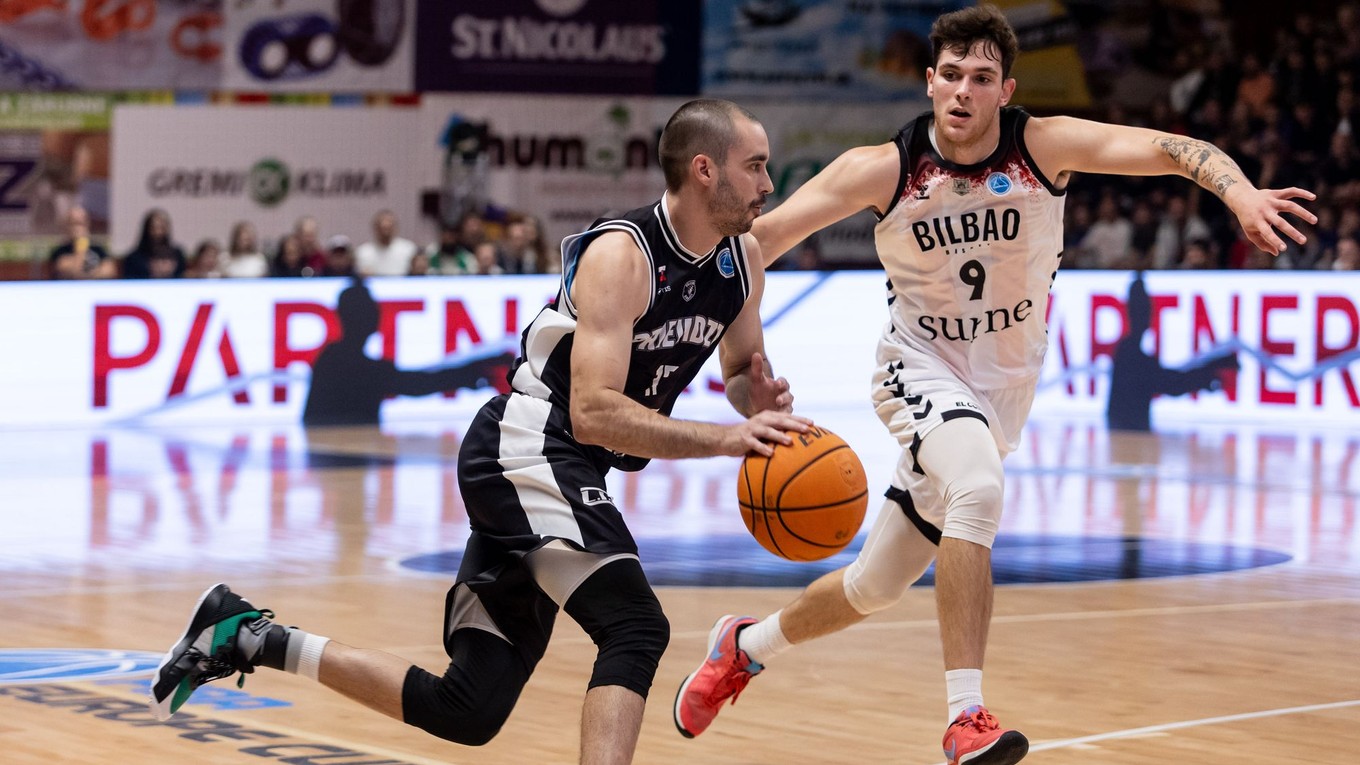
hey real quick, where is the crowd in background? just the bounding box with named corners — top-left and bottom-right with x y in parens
top-left (1059, 2), bottom-right (1360, 271)
top-left (41, 2), bottom-right (1360, 279)
top-left (47, 205), bottom-right (560, 281)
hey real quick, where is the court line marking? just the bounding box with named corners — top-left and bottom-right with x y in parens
top-left (924, 698), bottom-right (1360, 765)
top-left (77, 682), bottom-right (470, 765)
top-left (390, 596), bottom-right (1358, 650)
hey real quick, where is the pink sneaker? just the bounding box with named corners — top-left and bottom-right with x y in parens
top-left (672, 615), bottom-right (763, 738)
top-left (942, 705), bottom-right (1029, 765)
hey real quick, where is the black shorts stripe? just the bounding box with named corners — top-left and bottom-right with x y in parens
top-left (942, 408), bottom-right (989, 426)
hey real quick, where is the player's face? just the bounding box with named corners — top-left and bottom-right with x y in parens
top-left (709, 117), bottom-right (774, 236)
top-left (926, 41), bottom-right (1015, 150)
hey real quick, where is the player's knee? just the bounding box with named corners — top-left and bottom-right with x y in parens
top-left (566, 560), bottom-right (670, 698)
top-left (843, 571), bottom-right (908, 614)
top-left (401, 626), bottom-right (534, 747)
top-left (585, 597), bottom-right (670, 696)
top-left (940, 471), bottom-right (1004, 548)
top-left (402, 663), bottom-right (518, 746)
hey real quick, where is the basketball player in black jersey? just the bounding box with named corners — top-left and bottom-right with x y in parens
top-left (675, 6), bottom-right (1315, 765)
top-left (148, 99), bottom-right (810, 765)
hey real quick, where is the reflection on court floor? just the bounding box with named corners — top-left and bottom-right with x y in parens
top-left (1, 409), bottom-right (1354, 581)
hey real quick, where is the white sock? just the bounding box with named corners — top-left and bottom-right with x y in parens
top-left (946, 668), bottom-right (984, 721)
top-left (735, 610), bottom-right (791, 667)
top-left (283, 629), bottom-right (332, 682)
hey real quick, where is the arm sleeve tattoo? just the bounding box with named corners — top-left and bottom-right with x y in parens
top-left (1155, 136), bottom-right (1244, 197)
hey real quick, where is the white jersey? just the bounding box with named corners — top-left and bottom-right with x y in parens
top-left (874, 107), bottom-right (1064, 390)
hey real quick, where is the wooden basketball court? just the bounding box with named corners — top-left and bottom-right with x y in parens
top-left (2, 411), bottom-right (1356, 764)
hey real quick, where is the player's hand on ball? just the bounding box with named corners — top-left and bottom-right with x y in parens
top-left (725, 410), bottom-right (811, 458)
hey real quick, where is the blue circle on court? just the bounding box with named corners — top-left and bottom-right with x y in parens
top-left (0, 649), bottom-right (163, 685)
top-left (400, 534), bottom-right (1291, 588)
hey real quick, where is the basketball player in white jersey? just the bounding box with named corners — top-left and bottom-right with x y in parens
top-left (673, 6), bottom-right (1316, 765)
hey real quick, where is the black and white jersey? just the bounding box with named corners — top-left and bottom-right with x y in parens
top-left (875, 106), bottom-right (1065, 389)
top-left (508, 194), bottom-right (754, 471)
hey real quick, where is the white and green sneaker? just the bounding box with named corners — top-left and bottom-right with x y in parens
top-left (148, 583), bottom-right (273, 721)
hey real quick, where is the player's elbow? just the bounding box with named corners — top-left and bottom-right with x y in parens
top-left (570, 397), bottom-right (612, 447)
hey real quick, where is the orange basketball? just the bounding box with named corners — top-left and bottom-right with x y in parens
top-left (737, 425), bottom-right (869, 561)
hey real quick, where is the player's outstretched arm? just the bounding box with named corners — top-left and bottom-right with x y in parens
top-left (753, 142), bottom-right (900, 266)
top-left (1027, 116), bottom-right (1318, 255)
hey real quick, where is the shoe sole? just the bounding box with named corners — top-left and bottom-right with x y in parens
top-left (147, 582), bottom-right (230, 722)
top-left (958, 730), bottom-right (1029, 765)
top-left (672, 614), bottom-right (736, 739)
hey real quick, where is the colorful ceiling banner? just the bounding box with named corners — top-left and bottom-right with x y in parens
top-left (220, 0), bottom-right (413, 93)
top-left (702, 0), bottom-right (970, 100)
top-left (0, 0), bottom-right (222, 91)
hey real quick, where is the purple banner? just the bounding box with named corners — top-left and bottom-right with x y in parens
top-left (415, 0), bottom-right (700, 95)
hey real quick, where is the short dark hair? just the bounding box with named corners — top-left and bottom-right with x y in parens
top-left (658, 99), bottom-right (760, 192)
top-left (930, 4), bottom-right (1020, 78)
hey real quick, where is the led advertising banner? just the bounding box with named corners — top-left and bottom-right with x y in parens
top-left (414, 0), bottom-right (701, 95)
top-left (0, 272), bottom-right (1356, 430)
top-left (109, 104), bottom-right (424, 255)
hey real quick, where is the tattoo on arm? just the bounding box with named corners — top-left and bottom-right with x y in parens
top-left (1156, 136), bottom-right (1242, 197)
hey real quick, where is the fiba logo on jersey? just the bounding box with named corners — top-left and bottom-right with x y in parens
top-left (986, 172), bottom-right (1013, 196)
top-left (717, 248), bottom-right (736, 278)
top-left (535, 0), bottom-right (588, 17)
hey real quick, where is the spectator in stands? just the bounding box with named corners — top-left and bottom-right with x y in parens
top-left (1280, 101), bottom-right (1329, 170)
top-left (223, 221), bottom-right (268, 278)
top-left (1128, 200), bottom-right (1160, 270)
top-left (1179, 238), bottom-right (1215, 269)
top-left (294, 216), bottom-right (327, 275)
top-left (1236, 52), bottom-right (1274, 122)
top-left (1312, 205), bottom-right (1340, 258)
top-left (408, 250), bottom-right (432, 276)
top-left (1322, 131), bottom-right (1360, 195)
top-left (48, 205), bottom-right (114, 279)
top-left (1333, 235), bottom-right (1360, 270)
top-left (122, 208), bottom-right (186, 279)
top-left (1273, 43), bottom-right (1318, 113)
top-left (426, 224), bottom-right (473, 274)
top-left (1190, 46), bottom-right (1239, 118)
top-left (1338, 206), bottom-right (1360, 244)
top-left (272, 233), bottom-right (311, 278)
top-left (1061, 196), bottom-right (1093, 265)
top-left (1080, 193), bottom-right (1133, 269)
top-left (501, 215), bottom-right (554, 274)
top-left (1227, 215), bottom-right (1275, 269)
top-left (322, 234), bottom-right (357, 278)
top-left (1152, 194), bottom-right (1211, 269)
top-left (469, 241), bottom-right (505, 275)
top-left (797, 239), bottom-right (826, 270)
top-left (1168, 48), bottom-right (1205, 119)
top-left (1334, 88), bottom-right (1359, 146)
top-left (356, 209), bottom-right (418, 277)
top-left (184, 239), bottom-right (224, 279)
